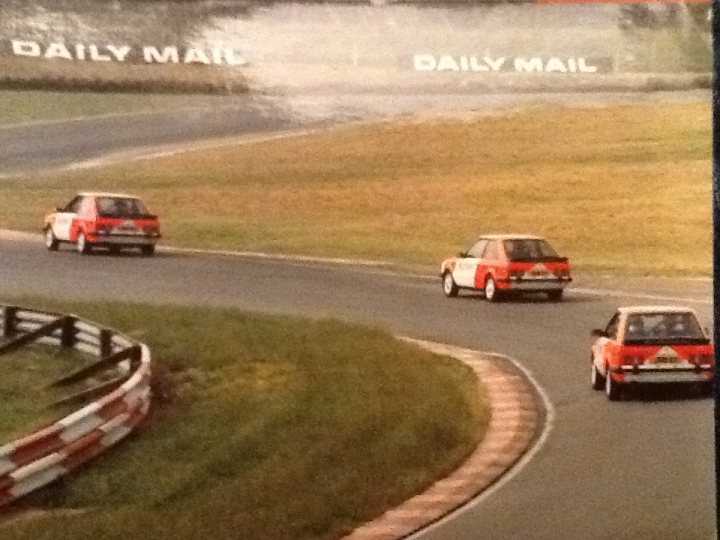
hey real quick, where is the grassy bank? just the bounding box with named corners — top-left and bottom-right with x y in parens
top-left (1, 300), bottom-right (488, 540)
top-left (0, 90), bottom-right (241, 126)
top-left (0, 346), bottom-right (90, 443)
top-left (0, 101), bottom-right (710, 276)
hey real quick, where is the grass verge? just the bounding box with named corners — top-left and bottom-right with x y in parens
top-left (0, 101), bottom-right (710, 276)
top-left (1, 299), bottom-right (488, 540)
top-left (0, 345), bottom-right (92, 443)
top-left (0, 90), bottom-right (242, 126)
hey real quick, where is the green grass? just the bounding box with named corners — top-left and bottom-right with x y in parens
top-left (0, 346), bottom-right (93, 443)
top-left (0, 101), bottom-right (710, 276)
top-left (2, 300), bottom-right (488, 540)
top-left (0, 90), bottom-right (238, 126)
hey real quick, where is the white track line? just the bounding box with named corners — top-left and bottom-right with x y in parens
top-left (407, 349), bottom-right (555, 539)
top-left (0, 229), bottom-right (711, 305)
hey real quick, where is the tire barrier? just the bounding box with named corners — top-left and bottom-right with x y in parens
top-left (0, 305), bottom-right (151, 507)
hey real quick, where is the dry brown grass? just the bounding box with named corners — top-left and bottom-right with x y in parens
top-left (0, 101), bottom-right (710, 275)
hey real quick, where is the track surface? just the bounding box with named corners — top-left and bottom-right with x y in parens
top-left (0, 240), bottom-right (713, 539)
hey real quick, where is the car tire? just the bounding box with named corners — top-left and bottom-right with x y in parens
top-left (141, 245), bottom-right (155, 257)
top-left (547, 289), bottom-right (564, 302)
top-left (484, 277), bottom-right (501, 302)
top-left (76, 232), bottom-right (91, 255)
top-left (44, 228), bottom-right (59, 251)
top-left (442, 272), bottom-right (459, 297)
top-left (605, 369), bottom-right (621, 401)
top-left (591, 357), bottom-right (605, 390)
top-left (109, 245), bottom-right (121, 255)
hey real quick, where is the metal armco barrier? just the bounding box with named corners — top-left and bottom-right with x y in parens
top-left (0, 305), bottom-right (151, 506)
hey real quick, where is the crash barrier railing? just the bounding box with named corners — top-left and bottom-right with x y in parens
top-left (0, 305), bottom-right (151, 506)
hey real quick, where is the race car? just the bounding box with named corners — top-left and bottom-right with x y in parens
top-left (590, 306), bottom-right (714, 400)
top-left (440, 234), bottom-right (572, 302)
top-left (43, 192), bottom-right (161, 256)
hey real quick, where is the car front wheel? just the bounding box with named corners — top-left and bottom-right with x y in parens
top-left (442, 272), bottom-right (459, 297)
top-left (44, 228), bottom-right (59, 251)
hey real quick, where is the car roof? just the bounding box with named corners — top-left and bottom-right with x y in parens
top-left (478, 234), bottom-right (544, 241)
top-left (619, 305), bottom-right (698, 316)
top-left (78, 192), bottom-right (139, 199)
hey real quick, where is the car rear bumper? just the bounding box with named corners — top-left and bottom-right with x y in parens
top-left (501, 279), bottom-right (570, 291)
top-left (611, 366), bottom-right (713, 384)
top-left (90, 234), bottom-right (158, 246)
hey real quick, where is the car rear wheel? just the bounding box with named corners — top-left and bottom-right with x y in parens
top-left (76, 232), bottom-right (91, 255)
top-left (605, 370), bottom-right (621, 401)
top-left (591, 358), bottom-right (605, 390)
top-left (547, 289), bottom-right (564, 302)
top-left (485, 277), bottom-right (501, 302)
top-left (44, 228), bottom-right (59, 251)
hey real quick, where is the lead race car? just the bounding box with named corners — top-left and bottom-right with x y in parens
top-left (590, 306), bottom-right (714, 400)
top-left (440, 234), bottom-right (572, 302)
top-left (44, 192), bottom-right (161, 256)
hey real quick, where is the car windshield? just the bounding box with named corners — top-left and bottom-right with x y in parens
top-left (503, 239), bottom-right (560, 261)
top-left (97, 197), bottom-right (149, 218)
top-left (624, 312), bottom-right (707, 344)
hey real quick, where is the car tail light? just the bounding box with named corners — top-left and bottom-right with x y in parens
top-left (693, 354), bottom-right (714, 368)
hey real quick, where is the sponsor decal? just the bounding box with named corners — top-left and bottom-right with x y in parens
top-left (5, 39), bottom-right (246, 67)
top-left (412, 54), bottom-right (611, 74)
top-left (523, 263), bottom-right (552, 279)
top-left (649, 346), bottom-right (680, 364)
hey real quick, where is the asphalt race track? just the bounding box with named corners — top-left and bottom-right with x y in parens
top-left (0, 238), bottom-right (713, 540)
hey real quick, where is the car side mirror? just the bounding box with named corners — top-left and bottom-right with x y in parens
top-left (590, 328), bottom-right (606, 338)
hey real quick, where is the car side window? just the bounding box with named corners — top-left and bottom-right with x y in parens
top-left (482, 240), bottom-right (500, 261)
top-left (63, 196), bottom-right (82, 213)
top-left (78, 197), bottom-right (95, 216)
top-left (467, 239), bottom-right (487, 258)
top-left (605, 313), bottom-right (620, 340)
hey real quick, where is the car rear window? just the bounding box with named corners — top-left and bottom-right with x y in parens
top-left (624, 312), bottom-right (707, 344)
top-left (97, 197), bottom-right (150, 218)
top-left (504, 239), bottom-right (561, 261)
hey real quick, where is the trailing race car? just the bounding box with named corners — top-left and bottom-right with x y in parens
top-left (44, 192), bottom-right (161, 256)
top-left (440, 234), bottom-right (572, 302)
top-left (590, 306), bottom-right (714, 400)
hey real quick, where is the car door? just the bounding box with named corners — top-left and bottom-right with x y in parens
top-left (51, 196), bottom-right (82, 241)
top-left (474, 239), bottom-right (500, 289)
top-left (453, 239), bottom-right (487, 288)
top-left (593, 312), bottom-right (620, 376)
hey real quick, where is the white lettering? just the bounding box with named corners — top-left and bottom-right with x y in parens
top-left (12, 40), bottom-right (41, 57)
top-left (223, 48), bottom-right (246, 66)
top-left (545, 57), bottom-right (567, 73)
top-left (436, 55), bottom-right (459, 72)
top-left (143, 46), bottom-right (179, 64)
top-left (184, 47), bottom-right (211, 65)
top-left (413, 54), bottom-right (437, 72)
top-left (88, 45), bottom-right (111, 62)
top-left (513, 57), bottom-right (544, 73)
top-left (107, 45), bottom-right (132, 62)
top-left (485, 57), bottom-right (506, 72)
top-left (44, 42), bottom-right (73, 60)
top-left (75, 44), bottom-right (86, 61)
top-left (578, 57), bottom-right (598, 73)
top-left (567, 57), bottom-right (577, 73)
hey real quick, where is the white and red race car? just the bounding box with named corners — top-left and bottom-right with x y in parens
top-left (44, 192), bottom-right (161, 256)
top-left (440, 234), bottom-right (572, 302)
top-left (590, 306), bottom-right (714, 400)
